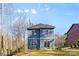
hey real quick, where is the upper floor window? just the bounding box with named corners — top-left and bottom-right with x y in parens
top-left (32, 30), bottom-right (37, 35)
top-left (40, 29), bottom-right (48, 34)
top-left (32, 30), bottom-right (34, 35)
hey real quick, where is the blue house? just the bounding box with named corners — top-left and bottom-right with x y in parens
top-left (27, 23), bottom-right (55, 50)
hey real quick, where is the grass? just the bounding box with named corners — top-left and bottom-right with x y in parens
top-left (16, 48), bottom-right (79, 56)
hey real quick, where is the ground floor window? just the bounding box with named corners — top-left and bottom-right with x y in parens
top-left (44, 41), bottom-right (50, 48)
top-left (77, 41), bottom-right (79, 47)
top-left (32, 40), bottom-right (37, 49)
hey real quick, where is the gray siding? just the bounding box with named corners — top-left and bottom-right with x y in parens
top-left (40, 29), bottom-right (54, 49)
top-left (27, 29), bottom-right (54, 49)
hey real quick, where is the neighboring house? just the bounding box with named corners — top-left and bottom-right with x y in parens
top-left (64, 24), bottom-right (79, 48)
top-left (27, 23), bottom-right (55, 50)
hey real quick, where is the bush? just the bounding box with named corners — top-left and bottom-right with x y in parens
top-left (7, 46), bottom-right (25, 55)
top-left (7, 49), bottom-right (17, 56)
top-left (56, 47), bottom-right (62, 50)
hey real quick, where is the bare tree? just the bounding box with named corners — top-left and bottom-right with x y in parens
top-left (13, 15), bottom-right (32, 53)
top-left (55, 33), bottom-right (65, 49)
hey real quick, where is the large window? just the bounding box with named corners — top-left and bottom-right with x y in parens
top-left (44, 41), bottom-right (50, 48)
top-left (40, 29), bottom-right (48, 37)
top-left (40, 29), bottom-right (48, 34)
top-left (32, 30), bottom-right (37, 35)
top-left (32, 40), bottom-right (37, 49)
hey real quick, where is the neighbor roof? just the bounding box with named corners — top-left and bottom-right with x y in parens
top-left (67, 24), bottom-right (79, 34)
top-left (27, 23), bottom-right (55, 30)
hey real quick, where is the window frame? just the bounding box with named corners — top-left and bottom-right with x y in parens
top-left (44, 41), bottom-right (50, 48)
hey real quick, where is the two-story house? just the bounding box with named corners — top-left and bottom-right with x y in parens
top-left (27, 23), bottom-right (55, 50)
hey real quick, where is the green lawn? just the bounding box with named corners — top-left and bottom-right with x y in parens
top-left (16, 48), bottom-right (79, 56)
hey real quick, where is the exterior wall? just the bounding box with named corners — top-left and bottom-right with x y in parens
top-left (27, 29), bottom-right (54, 49)
top-left (28, 29), bottom-right (40, 38)
top-left (66, 30), bottom-right (79, 45)
top-left (40, 29), bottom-right (54, 49)
top-left (28, 29), bottom-right (40, 49)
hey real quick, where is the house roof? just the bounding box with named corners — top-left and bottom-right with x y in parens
top-left (27, 23), bottom-right (55, 30)
top-left (67, 24), bottom-right (79, 34)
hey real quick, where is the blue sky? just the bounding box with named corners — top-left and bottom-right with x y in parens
top-left (0, 3), bottom-right (79, 35)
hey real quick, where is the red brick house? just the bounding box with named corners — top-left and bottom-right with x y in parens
top-left (64, 24), bottom-right (79, 48)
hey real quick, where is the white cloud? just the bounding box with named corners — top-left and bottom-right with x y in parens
top-left (24, 9), bottom-right (29, 13)
top-left (45, 7), bottom-right (51, 14)
top-left (31, 9), bottom-right (37, 14)
top-left (15, 9), bottom-right (23, 13)
top-left (45, 8), bottom-right (49, 12)
top-left (15, 8), bottom-right (37, 14)
top-left (45, 8), bottom-right (56, 14)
